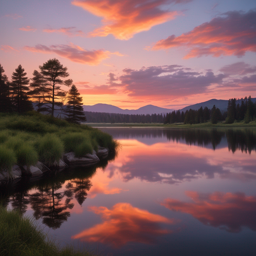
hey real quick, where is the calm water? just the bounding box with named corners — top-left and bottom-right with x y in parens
top-left (1, 128), bottom-right (256, 256)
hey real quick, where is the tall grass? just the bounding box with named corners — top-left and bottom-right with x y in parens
top-left (0, 207), bottom-right (93, 256)
top-left (62, 133), bottom-right (93, 157)
top-left (37, 134), bottom-right (64, 165)
top-left (0, 146), bottom-right (16, 171)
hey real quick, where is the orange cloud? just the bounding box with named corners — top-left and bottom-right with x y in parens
top-left (88, 182), bottom-right (122, 198)
top-left (1, 45), bottom-right (19, 52)
top-left (72, 0), bottom-right (180, 40)
top-left (162, 191), bottom-right (256, 232)
top-left (72, 203), bottom-right (175, 247)
top-left (152, 10), bottom-right (256, 58)
top-left (24, 43), bottom-right (122, 65)
top-left (43, 27), bottom-right (85, 37)
top-left (19, 26), bottom-right (37, 32)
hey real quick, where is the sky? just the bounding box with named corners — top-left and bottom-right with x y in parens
top-left (0, 0), bottom-right (256, 109)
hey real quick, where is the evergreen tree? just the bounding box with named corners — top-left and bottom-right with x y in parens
top-left (11, 65), bottom-right (32, 113)
top-left (65, 85), bottom-right (86, 124)
top-left (40, 59), bottom-right (72, 117)
top-left (211, 105), bottom-right (218, 124)
top-left (29, 70), bottom-right (50, 113)
top-left (0, 64), bottom-right (12, 112)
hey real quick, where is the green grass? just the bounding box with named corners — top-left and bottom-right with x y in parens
top-left (86, 121), bottom-right (256, 129)
top-left (0, 146), bottom-right (16, 171)
top-left (0, 112), bottom-right (117, 170)
top-left (37, 134), bottom-right (64, 165)
top-left (0, 207), bottom-right (94, 256)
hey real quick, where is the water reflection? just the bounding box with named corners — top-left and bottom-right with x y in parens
top-left (72, 203), bottom-right (175, 247)
top-left (162, 191), bottom-right (256, 233)
top-left (101, 128), bottom-right (256, 153)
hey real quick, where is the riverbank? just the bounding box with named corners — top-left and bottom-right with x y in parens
top-left (0, 207), bottom-right (94, 256)
top-left (85, 121), bottom-right (256, 128)
top-left (0, 112), bottom-right (117, 184)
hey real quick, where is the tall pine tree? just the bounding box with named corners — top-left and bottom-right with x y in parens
top-left (11, 65), bottom-right (32, 113)
top-left (0, 64), bottom-right (12, 112)
top-left (65, 85), bottom-right (86, 124)
top-left (39, 59), bottom-right (72, 117)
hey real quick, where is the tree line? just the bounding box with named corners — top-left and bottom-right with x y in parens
top-left (164, 96), bottom-right (256, 125)
top-left (0, 59), bottom-right (86, 124)
top-left (85, 111), bottom-right (164, 123)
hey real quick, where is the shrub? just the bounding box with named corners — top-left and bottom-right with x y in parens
top-left (74, 141), bottom-right (93, 157)
top-left (62, 133), bottom-right (91, 152)
top-left (38, 134), bottom-right (64, 165)
top-left (0, 131), bottom-right (9, 144)
top-left (16, 144), bottom-right (38, 166)
top-left (0, 146), bottom-right (16, 171)
top-left (91, 130), bottom-right (115, 149)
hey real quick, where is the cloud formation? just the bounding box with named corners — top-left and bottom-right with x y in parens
top-left (72, 0), bottom-right (191, 40)
top-left (19, 26), bottom-right (37, 32)
top-left (43, 27), bottom-right (85, 37)
top-left (162, 191), bottom-right (256, 233)
top-left (72, 203), bottom-right (174, 247)
top-left (1, 45), bottom-right (19, 52)
top-left (220, 62), bottom-right (256, 76)
top-left (114, 65), bottom-right (225, 99)
top-left (24, 43), bottom-right (122, 65)
top-left (152, 10), bottom-right (256, 58)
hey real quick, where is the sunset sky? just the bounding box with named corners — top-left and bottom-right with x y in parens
top-left (1, 0), bottom-right (256, 109)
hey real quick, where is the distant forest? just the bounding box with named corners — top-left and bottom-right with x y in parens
top-left (1, 61), bottom-right (255, 124)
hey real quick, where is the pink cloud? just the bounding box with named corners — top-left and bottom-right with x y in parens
top-left (220, 62), bottom-right (256, 76)
top-left (19, 26), bottom-right (37, 32)
top-left (79, 85), bottom-right (117, 94)
top-left (43, 27), bottom-right (86, 37)
top-left (71, 0), bottom-right (191, 40)
top-left (112, 65), bottom-right (225, 99)
top-left (4, 14), bottom-right (22, 19)
top-left (72, 203), bottom-right (175, 247)
top-left (1, 45), bottom-right (19, 52)
top-left (152, 10), bottom-right (256, 58)
top-left (162, 191), bottom-right (256, 233)
top-left (24, 43), bottom-right (122, 65)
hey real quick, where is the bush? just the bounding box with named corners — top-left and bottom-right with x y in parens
top-left (74, 141), bottom-right (93, 157)
top-left (16, 144), bottom-right (38, 166)
top-left (0, 131), bottom-right (9, 144)
top-left (62, 132), bottom-right (95, 157)
top-left (0, 146), bottom-right (16, 171)
top-left (38, 134), bottom-right (64, 165)
top-left (91, 130), bottom-right (115, 149)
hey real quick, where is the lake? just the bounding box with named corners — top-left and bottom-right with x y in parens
top-left (1, 128), bottom-right (256, 256)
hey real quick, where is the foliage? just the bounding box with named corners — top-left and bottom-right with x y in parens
top-left (39, 59), bottom-right (72, 117)
top-left (65, 85), bottom-right (86, 124)
top-left (0, 207), bottom-right (94, 256)
top-left (37, 134), bottom-right (64, 165)
top-left (0, 146), bottom-right (16, 171)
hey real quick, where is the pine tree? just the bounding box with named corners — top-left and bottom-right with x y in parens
top-left (11, 65), bottom-right (32, 113)
top-left (211, 105), bottom-right (218, 124)
top-left (29, 70), bottom-right (50, 113)
top-left (40, 59), bottom-right (72, 117)
top-left (0, 64), bottom-right (12, 112)
top-left (65, 85), bottom-right (86, 124)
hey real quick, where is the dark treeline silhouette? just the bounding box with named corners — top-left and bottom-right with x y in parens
top-left (164, 105), bottom-right (225, 124)
top-left (85, 111), bottom-right (164, 123)
top-left (164, 96), bottom-right (256, 125)
top-left (226, 96), bottom-right (256, 123)
top-left (0, 61), bottom-right (85, 124)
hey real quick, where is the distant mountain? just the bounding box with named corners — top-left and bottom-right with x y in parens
top-left (180, 98), bottom-right (256, 112)
top-left (83, 104), bottom-right (173, 115)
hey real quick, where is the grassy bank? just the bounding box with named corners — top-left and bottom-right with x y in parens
top-left (85, 121), bottom-right (256, 128)
top-left (0, 112), bottom-right (117, 171)
top-left (0, 207), bottom-right (93, 256)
